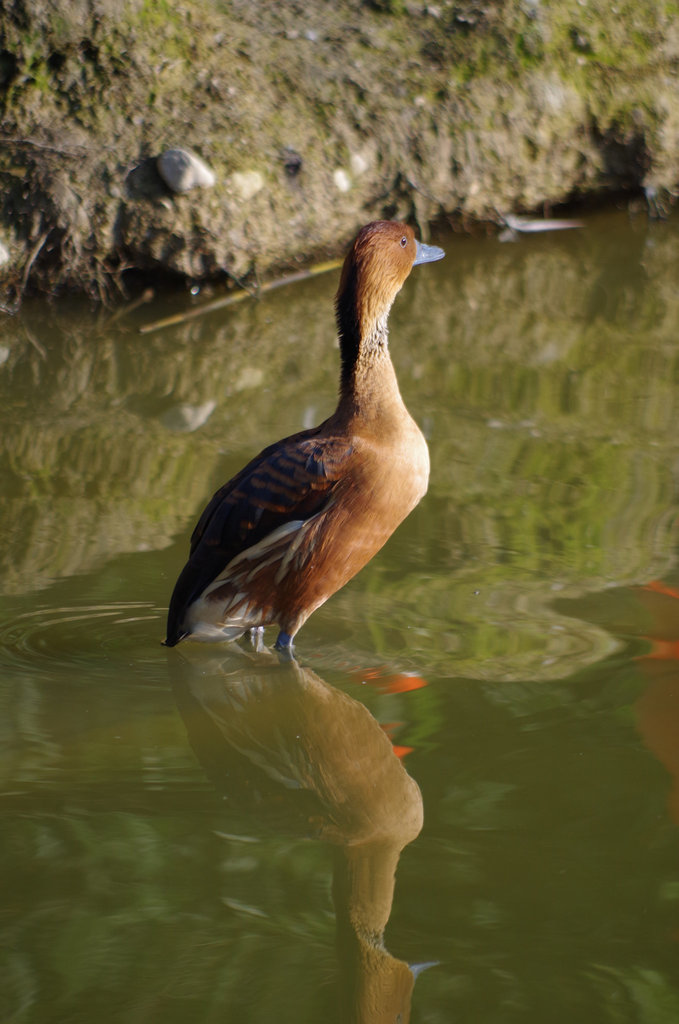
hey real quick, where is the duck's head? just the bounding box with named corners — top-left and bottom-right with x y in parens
top-left (336, 221), bottom-right (444, 343)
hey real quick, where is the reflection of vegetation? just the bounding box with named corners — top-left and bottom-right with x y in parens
top-left (0, 808), bottom-right (337, 1023)
top-left (2, 639), bottom-right (678, 1023)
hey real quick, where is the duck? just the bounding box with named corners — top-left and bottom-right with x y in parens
top-left (164, 220), bottom-right (445, 652)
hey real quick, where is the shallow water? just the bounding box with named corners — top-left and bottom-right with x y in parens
top-left (2, 206), bottom-right (679, 1023)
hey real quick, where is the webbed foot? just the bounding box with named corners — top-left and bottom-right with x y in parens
top-left (274, 631), bottom-right (296, 662)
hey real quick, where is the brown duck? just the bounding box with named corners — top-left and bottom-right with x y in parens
top-left (165, 220), bottom-right (444, 651)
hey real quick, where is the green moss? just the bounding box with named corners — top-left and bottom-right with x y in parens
top-left (514, 28), bottom-right (545, 69)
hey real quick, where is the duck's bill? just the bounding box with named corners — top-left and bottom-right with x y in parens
top-left (413, 240), bottom-right (445, 265)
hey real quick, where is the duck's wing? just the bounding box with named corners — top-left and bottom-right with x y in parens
top-left (165, 431), bottom-right (352, 644)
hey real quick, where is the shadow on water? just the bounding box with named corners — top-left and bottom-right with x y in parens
top-left (171, 647), bottom-right (430, 1024)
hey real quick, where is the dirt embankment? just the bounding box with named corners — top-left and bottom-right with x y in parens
top-left (1, 0), bottom-right (678, 303)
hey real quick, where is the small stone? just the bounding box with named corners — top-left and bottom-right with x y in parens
top-left (282, 147), bottom-right (303, 178)
top-left (230, 170), bottom-right (265, 201)
top-left (157, 148), bottom-right (216, 193)
top-left (333, 169), bottom-right (351, 193)
top-left (350, 152), bottom-right (369, 177)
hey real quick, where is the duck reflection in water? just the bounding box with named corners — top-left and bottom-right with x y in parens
top-left (172, 649), bottom-right (432, 1023)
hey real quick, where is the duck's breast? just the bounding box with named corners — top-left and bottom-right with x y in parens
top-left (357, 410), bottom-right (429, 517)
top-left (312, 417), bottom-right (429, 581)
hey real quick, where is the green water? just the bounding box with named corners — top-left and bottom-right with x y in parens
top-left (2, 207), bottom-right (679, 1023)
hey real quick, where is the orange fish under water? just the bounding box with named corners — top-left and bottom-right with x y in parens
top-left (635, 580), bottom-right (679, 824)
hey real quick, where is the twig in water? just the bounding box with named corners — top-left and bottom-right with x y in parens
top-left (139, 259), bottom-right (341, 335)
top-left (20, 231), bottom-right (51, 297)
top-left (22, 322), bottom-right (47, 360)
top-left (105, 288), bottom-right (155, 327)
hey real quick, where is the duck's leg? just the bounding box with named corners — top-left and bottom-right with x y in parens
top-left (249, 626), bottom-right (266, 653)
top-left (274, 630), bottom-right (296, 661)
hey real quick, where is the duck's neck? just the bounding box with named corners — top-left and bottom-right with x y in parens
top-left (336, 289), bottom-right (403, 423)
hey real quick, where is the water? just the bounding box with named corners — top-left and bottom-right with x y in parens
top-left (1, 206), bottom-right (679, 1022)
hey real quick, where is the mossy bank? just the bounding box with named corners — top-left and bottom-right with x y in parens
top-left (1, 0), bottom-right (679, 302)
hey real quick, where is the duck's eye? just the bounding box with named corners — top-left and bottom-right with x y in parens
top-left (400, 236), bottom-right (407, 248)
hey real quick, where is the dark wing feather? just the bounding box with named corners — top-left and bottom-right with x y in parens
top-left (165, 427), bottom-right (352, 645)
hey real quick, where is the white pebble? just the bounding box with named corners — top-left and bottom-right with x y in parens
top-left (230, 170), bottom-right (265, 201)
top-left (350, 152), bottom-right (369, 177)
top-left (333, 169), bottom-right (351, 193)
top-left (157, 148), bottom-right (216, 193)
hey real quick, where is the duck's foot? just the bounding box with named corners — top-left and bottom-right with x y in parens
top-left (274, 631), bottom-right (296, 662)
top-left (249, 626), bottom-right (266, 653)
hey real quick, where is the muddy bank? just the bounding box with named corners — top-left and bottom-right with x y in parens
top-left (1, 0), bottom-right (678, 302)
